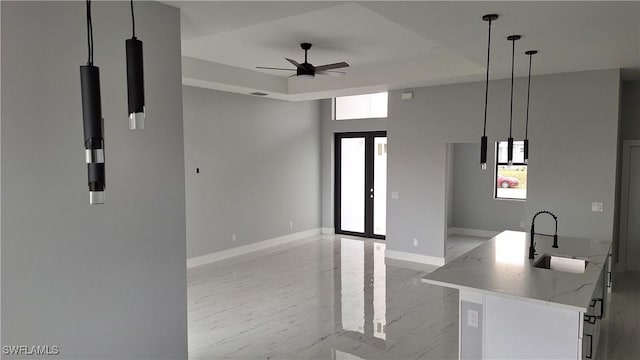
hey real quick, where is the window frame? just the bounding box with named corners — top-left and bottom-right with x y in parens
top-left (495, 141), bottom-right (527, 201)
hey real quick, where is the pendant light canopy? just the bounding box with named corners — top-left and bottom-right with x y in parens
top-left (524, 50), bottom-right (538, 165)
top-left (480, 14), bottom-right (498, 170)
top-left (126, 0), bottom-right (145, 130)
top-left (80, 0), bottom-right (105, 205)
top-left (506, 35), bottom-right (521, 166)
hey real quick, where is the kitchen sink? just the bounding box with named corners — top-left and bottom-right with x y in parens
top-left (534, 254), bottom-right (588, 274)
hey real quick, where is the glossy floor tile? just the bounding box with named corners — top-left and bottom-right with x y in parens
top-left (188, 235), bottom-right (483, 359)
top-left (445, 235), bottom-right (487, 263)
top-left (188, 234), bottom-right (639, 359)
top-left (597, 271), bottom-right (640, 359)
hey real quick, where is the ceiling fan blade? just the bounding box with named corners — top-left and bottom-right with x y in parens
top-left (317, 70), bottom-right (347, 77)
top-left (285, 58), bottom-right (302, 68)
top-left (256, 66), bottom-right (296, 71)
top-left (315, 62), bottom-right (349, 71)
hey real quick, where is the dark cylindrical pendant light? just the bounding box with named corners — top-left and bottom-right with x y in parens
top-left (506, 35), bottom-right (521, 166)
top-left (80, 0), bottom-right (105, 204)
top-left (524, 50), bottom-right (538, 165)
top-left (480, 14), bottom-right (498, 170)
top-left (127, 0), bottom-right (145, 130)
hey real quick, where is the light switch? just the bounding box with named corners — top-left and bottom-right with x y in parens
top-left (467, 309), bottom-right (479, 328)
top-left (401, 92), bottom-right (413, 100)
top-left (391, 191), bottom-right (399, 200)
top-left (592, 202), bottom-right (604, 212)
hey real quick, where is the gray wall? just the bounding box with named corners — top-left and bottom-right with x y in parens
top-left (322, 70), bottom-right (620, 260)
top-left (621, 82), bottom-right (640, 140)
top-left (1, 2), bottom-right (187, 358)
top-left (183, 86), bottom-right (321, 259)
top-left (445, 143), bottom-right (454, 229)
top-left (615, 81), bottom-right (640, 266)
top-left (451, 143), bottom-right (525, 232)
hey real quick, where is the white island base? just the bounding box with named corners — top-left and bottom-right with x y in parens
top-left (459, 289), bottom-right (596, 360)
top-left (422, 231), bottom-right (611, 360)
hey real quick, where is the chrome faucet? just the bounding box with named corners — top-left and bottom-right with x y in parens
top-left (529, 210), bottom-right (558, 259)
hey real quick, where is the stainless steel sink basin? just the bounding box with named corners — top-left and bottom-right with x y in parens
top-left (534, 254), bottom-right (588, 274)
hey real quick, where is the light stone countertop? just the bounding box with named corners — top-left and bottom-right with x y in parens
top-left (422, 230), bottom-right (612, 312)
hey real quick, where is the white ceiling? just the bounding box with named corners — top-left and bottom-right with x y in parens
top-left (166, 1), bottom-right (640, 101)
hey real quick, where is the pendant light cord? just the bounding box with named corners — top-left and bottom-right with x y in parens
top-left (483, 19), bottom-right (493, 137)
top-left (130, 0), bottom-right (136, 38)
top-left (86, 0), bottom-right (94, 65)
top-left (509, 37), bottom-right (515, 138)
top-left (525, 53), bottom-right (532, 140)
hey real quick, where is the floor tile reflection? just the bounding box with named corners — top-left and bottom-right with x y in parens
top-left (188, 235), bottom-right (474, 359)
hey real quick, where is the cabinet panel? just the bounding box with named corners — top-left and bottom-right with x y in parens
top-left (485, 295), bottom-right (580, 359)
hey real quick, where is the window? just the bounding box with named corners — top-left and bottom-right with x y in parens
top-left (334, 92), bottom-right (388, 120)
top-left (496, 141), bottom-right (527, 200)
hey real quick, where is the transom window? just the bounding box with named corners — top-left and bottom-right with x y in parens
top-left (495, 141), bottom-right (527, 200)
top-left (334, 92), bottom-right (388, 120)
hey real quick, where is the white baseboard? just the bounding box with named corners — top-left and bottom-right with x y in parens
top-left (321, 227), bottom-right (335, 235)
top-left (187, 228), bottom-right (321, 269)
top-left (385, 249), bottom-right (445, 266)
top-left (448, 227), bottom-right (499, 238)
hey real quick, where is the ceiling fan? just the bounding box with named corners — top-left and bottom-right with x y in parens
top-left (257, 43), bottom-right (349, 78)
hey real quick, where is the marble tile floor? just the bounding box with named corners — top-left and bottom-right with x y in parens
top-left (445, 235), bottom-right (488, 263)
top-left (188, 234), bottom-right (484, 359)
top-left (597, 271), bottom-right (640, 360)
top-left (188, 234), bottom-right (640, 359)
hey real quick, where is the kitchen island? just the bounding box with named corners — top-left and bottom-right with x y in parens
top-left (422, 230), bottom-right (612, 360)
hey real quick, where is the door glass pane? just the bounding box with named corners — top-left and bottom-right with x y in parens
top-left (341, 138), bottom-right (365, 233)
top-left (373, 137), bottom-right (387, 235)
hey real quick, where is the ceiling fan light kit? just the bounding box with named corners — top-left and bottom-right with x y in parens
top-left (257, 43), bottom-right (350, 78)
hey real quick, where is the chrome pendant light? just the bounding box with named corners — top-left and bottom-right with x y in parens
top-left (506, 35), bottom-right (521, 166)
top-left (480, 14), bottom-right (498, 170)
top-left (80, 0), bottom-right (105, 205)
top-left (523, 50), bottom-right (538, 164)
top-left (126, 0), bottom-right (145, 130)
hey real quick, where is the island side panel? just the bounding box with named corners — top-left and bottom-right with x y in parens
top-left (459, 290), bottom-right (484, 360)
top-left (484, 294), bottom-right (581, 359)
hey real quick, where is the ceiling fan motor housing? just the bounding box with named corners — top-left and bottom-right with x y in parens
top-left (297, 63), bottom-right (315, 78)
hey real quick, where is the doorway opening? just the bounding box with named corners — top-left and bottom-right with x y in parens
top-left (334, 132), bottom-right (387, 239)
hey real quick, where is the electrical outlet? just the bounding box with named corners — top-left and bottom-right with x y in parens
top-left (413, 238), bottom-right (418, 247)
top-left (232, 233), bottom-right (237, 242)
top-left (289, 221), bottom-right (294, 229)
top-left (592, 202), bottom-right (604, 212)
